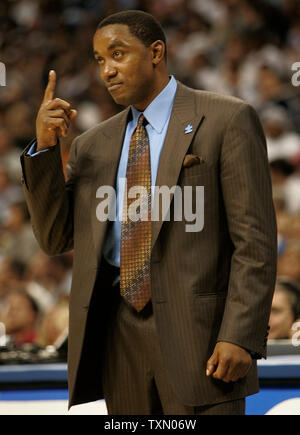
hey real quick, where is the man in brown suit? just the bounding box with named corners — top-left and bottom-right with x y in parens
top-left (20, 11), bottom-right (277, 415)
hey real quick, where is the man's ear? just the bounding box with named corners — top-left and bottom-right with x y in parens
top-left (151, 40), bottom-right (166, 65)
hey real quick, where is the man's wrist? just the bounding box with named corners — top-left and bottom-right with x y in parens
top-left (248, 351), bottom-right (262, 360)
top-left (27, 140), bottom-right (57, 157)
top-left (36, 142), bottom-right (56, 152)
top-left (242, 346), bottom-right (262, 360)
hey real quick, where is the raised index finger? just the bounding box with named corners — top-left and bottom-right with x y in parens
top-left (43, 70), bottom-right (56, 103)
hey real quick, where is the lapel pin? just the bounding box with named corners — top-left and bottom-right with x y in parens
top-left (184, 124), bottom-right (193, 134)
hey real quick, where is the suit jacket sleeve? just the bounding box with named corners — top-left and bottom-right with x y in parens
top-left (216, 102), bottom-right (277, 358)
top-left (20, 138), bottom-right (78, 256)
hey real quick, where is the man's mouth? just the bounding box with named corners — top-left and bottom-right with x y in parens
top-left (107, 82), bottom-right (122, 91)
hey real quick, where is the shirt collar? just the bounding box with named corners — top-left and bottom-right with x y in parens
top-left (130, 75), bottom-right (177, 133)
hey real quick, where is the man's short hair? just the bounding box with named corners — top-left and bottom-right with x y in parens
top-left (97, 10), bottom-right (167, 60)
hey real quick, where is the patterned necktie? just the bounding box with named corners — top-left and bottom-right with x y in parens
top-left (120, 114), bottom-right (151, 312)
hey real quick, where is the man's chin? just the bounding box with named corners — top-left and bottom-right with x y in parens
top-left (113, 98), bottom-right (128, 106)
top-left (108, 91), bottom-right (129, 107)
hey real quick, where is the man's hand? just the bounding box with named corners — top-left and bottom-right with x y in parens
top-left (206, 341), bottom-right (252, 383)
top-left (36, 70), bottom-right (77, 151)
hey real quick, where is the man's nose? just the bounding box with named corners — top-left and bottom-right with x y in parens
top-left (102, 62), bottom-right (117, 80)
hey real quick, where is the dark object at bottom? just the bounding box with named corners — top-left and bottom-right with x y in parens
top-left (0, 333), bottom-right (68, 365)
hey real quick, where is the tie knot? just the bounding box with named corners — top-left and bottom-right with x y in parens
top-left (137, 114), bottom-right (146, 127)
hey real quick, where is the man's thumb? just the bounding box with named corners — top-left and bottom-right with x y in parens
top-left (206, 351), bottom-right (218, 376)
top-left (69, 109), bottom-right (77, 119)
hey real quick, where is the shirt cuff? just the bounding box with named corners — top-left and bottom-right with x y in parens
top-left (27, 141), bottom-right (51, 156)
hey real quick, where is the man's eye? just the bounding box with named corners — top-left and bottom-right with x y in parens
top-left (113, 51), bottom-right (122, 58)
top-left (97, 58), bottom-right (104, 64)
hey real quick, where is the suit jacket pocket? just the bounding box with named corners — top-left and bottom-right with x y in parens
top-left (192, 291), bottom-right (227, 298)
top-left (180, 160), bottom-right (216, 181)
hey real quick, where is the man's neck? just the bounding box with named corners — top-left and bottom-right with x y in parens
top-left (134, 75), bottom-right (170, 112)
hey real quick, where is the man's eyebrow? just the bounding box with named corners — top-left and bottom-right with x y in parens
top-left (108, 40), bottom-right (129, 50)
top-left (94, 40), bottom-right (129, 57)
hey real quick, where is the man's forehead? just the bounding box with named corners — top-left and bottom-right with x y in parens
top-left (93, 23), bottom-right (138, 47)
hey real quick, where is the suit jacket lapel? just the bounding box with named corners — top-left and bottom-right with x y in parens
top-left (151, 82), bottom-right (205, 250)
top-left (90, 107), bottom-right (130, 259)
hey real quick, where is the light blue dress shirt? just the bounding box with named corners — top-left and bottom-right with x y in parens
top-left (28, 76), bottom-right (178, 269)
top-left (103, 76), bottom-right (177, 267)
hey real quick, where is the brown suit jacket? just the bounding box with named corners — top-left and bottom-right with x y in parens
top-left (20, 81), bottom-right (277, 409)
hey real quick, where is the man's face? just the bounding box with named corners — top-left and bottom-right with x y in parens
top-left (269, 288), bottom-right (295, 339)
top-left (93, 24), bottom-right (157, 110)
top-left (4, 292), bottom-right (36, 334)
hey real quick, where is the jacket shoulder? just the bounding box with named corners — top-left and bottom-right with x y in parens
top-left (177, 81), bottom-right (251, 118)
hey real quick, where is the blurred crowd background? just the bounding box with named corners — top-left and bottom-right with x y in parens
top-left (0, 0), bottom-right (300, 351)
